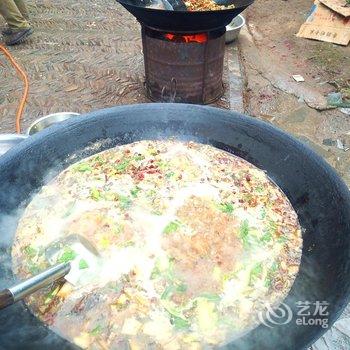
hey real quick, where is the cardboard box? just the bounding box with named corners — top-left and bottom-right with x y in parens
top-left (319, 0), bottom-right (350, 17)
top-left (297, 0), bottom-right (350, 46)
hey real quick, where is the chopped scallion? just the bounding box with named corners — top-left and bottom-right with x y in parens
top-left (57, 247), bottom-right (77, 263)
top-left (198, 293), bottom-right (221, 302)
top-left (239, 219), bottom-right (250, 247)
top-left (249, 263), bottom-right (263, 285)
top-left (130, 187), bottom-right (141, 198)
top-left (75, 163), bottom-right (92, 172)
top-left (24, 245), bottom-right (37, 258)
top-left (171, 316), bottom-right (190, 330)
top-left (79, 259), bottom-right (89, 270)
top-left (90, 188), bottom-right (101, 201)
top-left (118, 195), bottom-right (132, 209)
top-left (90, 324), bottom-right (103, 336)
top-left (114, 159), bottom-right (130, 172)
top-left (218, 202), bottom-right (234, 214)
top-left (163, 221), bottom-right (181, 234)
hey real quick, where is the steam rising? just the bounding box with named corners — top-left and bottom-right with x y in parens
top-left (0, 139), bottom-right (117, 348)
top-left (0, 138), bottom-right (115, 281)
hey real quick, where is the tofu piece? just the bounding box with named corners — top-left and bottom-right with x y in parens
top-left (121, 318), bottom-right (142, 336)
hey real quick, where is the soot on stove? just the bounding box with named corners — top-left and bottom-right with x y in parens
top-left (142, 25), bottom-right (226, 104)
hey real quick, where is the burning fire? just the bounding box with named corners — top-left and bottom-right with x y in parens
top-left (164, 33), bottom-right (208, 43)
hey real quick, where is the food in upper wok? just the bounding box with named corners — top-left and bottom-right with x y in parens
top-left (145, 0), bottom-right (235, 11)
top-left (184, 0), bottom-right (235, 11)
top-left (13, 140), bottom-right (302, 349)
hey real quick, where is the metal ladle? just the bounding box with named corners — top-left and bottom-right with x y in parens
top-left (0, 234), bottom-right (100, 310)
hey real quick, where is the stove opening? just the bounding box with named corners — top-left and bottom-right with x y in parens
top-left (163, 33), bottom-right (208, 43)
top-left (144, 27), bottom-right (225, 41)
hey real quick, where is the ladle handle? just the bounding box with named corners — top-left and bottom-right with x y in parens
top-left (0, 262), bottom-right (71, 310)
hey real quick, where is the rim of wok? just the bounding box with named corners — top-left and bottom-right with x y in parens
top-left (0, 103), bottom-right (349, 350)
top-left (116, 0), bottom-right (254, 32)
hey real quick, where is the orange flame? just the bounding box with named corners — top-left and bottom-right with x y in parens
top-left (164, 33), bottom-right (208, 43)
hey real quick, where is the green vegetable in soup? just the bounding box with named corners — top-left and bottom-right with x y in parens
top-left (176, 284), bottom-right (187, 293)
top-left (57, 247), bottom-right (77, 263)
top-left (75, 162), bottom-right (92, 172)
top-left (259, 207), bottom-right (266, 219)
top-left (162, 300), bottom-right (184, 319)
top-left (28, 261), bottom-right (41, 274)
top-left (197, 293), bottom-right (221, 303)
top-left (218, 202), bottom-right (234, 214)
top-left (118, 195), bottom-right (132, 209)
top-left (249, 263), bottom-right (263, 285)
top-left (239, 219), bottom-right (250, 247)
top-left (171, 315), bottom-right (190, 330)
top-left (130, 187), bottom-right (141, 198)
top-left (163, 221), bottom-right (181, 234)
top-left (62, 201), bottom-right (76, 218)
top-left (265, 261), bottom-right (279, 287)
top-left (90, 324), bottom-right (103, 336)
top-left (114, 159), bottom-right (131, 173)
top-left (90, 188), bottom-right (101, 201)
top-left (165, 171), bottom-right (175, 178)
top-left (260, 230), bottom-right (272, 243)
top-left (79, 259), bottom-right (89, 270)
top-left (161, 285), bottom-right (175, 300)
top-left (133, 154), bottom-right (144, 162)
top-left (24, 245), bottom-right (37, 258)
top-left (44, 286), bottom-right (60, 304)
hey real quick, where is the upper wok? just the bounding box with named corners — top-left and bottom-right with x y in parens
top-left (116, 0), bottom-right (254, 32)
top-left (0, 104), bottom-right (349, 349)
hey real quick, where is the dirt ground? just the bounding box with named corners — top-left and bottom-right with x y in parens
top-left (246, 0), bottom-right (349, 95)
top-left (240, 0), bottom-right (350, 186)
top-left (0, 0), bottom-right (236, 135)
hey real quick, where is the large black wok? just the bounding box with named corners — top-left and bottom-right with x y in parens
top-left (117, 0), bottom-right (254, 32)
top-left (0, 104), bottom-right (349, 349)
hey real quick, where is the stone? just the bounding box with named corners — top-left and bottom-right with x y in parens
top-left (322, 138), bottom-right (336, 146)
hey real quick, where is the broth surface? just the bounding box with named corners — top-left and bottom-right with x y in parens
top-left (13, 140), bottom-right (302, 349)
